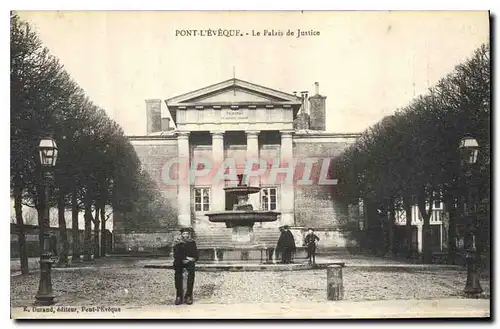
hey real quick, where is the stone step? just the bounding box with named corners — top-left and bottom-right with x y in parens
top-left (195, 229), bottom-right (282, 248)
top-left (195, 233), bottom-right (281, 237)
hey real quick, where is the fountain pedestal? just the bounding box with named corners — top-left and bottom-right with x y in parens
top-left (206, 184), bottom-right (279, 245)
top-left (232, 226), bottom-right (255, 244)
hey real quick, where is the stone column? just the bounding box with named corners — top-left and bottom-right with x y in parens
top-left (211, 131), bottom-right (225, 212)
top-left (246, 130), bottom-right (260, 211)
top-left (177, 131), bottom-right (191, 227)
top-left (280, 130), bottom-right (295, 226)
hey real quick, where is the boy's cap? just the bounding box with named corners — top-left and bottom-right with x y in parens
top-left (179, 227), bottom-right (192, 233)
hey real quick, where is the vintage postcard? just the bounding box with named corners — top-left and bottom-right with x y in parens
top-left (10, 10), bottom-right (490, 319)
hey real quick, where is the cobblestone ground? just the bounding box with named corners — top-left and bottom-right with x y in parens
top-left (10, 262), bottom-right (490, 307)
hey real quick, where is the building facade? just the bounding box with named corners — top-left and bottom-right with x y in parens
top-left (395, 203), bottom-right (447, 253)
top-left (113, 79), bottom-right (361, 251)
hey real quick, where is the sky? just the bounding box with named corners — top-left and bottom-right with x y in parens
top-left (18, 11), bottom-right (489, 136)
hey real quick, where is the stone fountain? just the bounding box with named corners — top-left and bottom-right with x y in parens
top-left (144, 180), bottom-right (320, 268)
top-left (205, 182), bottom-right (280, 245)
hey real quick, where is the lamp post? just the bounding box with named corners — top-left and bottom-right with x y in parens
top-left (458, 136), bottom-right (483, 297)
top-left (35, 137), bottom-right (58, 306)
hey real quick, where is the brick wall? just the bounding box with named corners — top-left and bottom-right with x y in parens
top-left (133, 141), bottom-right (178, 192)
top-left (294, 186), bottom-right (348, 228)
top-left (145, 100), bottom-right (162, 134)
top-left (293, 137), bottom-right (352, 229)
top-left (114, 140), bottom-right (179, 232)
top-left (114, 134), bottom-right (358, 250)
top-left (308, 95), bottom-right (326, 131)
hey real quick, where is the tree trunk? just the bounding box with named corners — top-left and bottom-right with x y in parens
top-left (83, 196), bottom-right (93, 261)
top-left (388, 199), bottom-right (395, 256)
top-left (448, 205), bottom-right (458, 264)
top-left (14, 183), bottom-right (29, 275)
top-left (403, 195), bottom-right (413, 258)
top-left (71, 187), bottom-right (80, 263)
top-left (93, 207), bottom-right (100, 259)
top-left (417, 187), bottom-right (434, 264)
top-left (100, 207), bottom-right (106, 257)
top-left (367, 200), bottom-right (380, 254)
top-left (421, 217), bottom-right (431, 263)
top-left (57, 191), bottom-right (69, 266)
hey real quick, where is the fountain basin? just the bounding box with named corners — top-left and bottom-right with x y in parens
top-left (206, 211), bottom-right (279, 228)
top-left (206, 183), bottom-right (280, 245)
top-left (223, 186), bottom-right (261, 196)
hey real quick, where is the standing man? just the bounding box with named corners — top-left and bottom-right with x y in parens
top-left (304, 228), bottom-right (320, 265)
top-left (276, 225), bottom-right (296, 264)
top-left (173, 227), bottom-right (199, 305)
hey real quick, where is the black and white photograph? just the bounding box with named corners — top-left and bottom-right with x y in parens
top-left (9, 10), bottom-right (491, 319)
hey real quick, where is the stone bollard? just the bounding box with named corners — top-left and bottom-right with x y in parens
top-left (327, 264), bottom-right (344, 301)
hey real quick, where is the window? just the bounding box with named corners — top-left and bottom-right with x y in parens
top-left (261, 187), bottom-right (278, 211)
top-left (194, 188), bottom-right (210, 212)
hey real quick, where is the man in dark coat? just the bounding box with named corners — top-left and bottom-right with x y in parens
top-left (303, 228), bottom-right (320, 265)
top-left (276, 225), bottom-right (296, 264)
top-left (173, 227), bottom-right (199, 305)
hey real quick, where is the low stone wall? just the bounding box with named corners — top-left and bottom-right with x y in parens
top-left (112, 229), bottom-right (178, 253)
top-left (10, 224), bottom-right (110, 258)
top-left (290, 227), bottom-right (358, 251)
top-left (112, 227), bottom-right (358, 254)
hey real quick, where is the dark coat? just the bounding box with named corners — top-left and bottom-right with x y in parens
top-left (304, 233), bottom-right (319, 246)
top-left (276, 230), bottom-right (296, 253)
top-left (173, 239), bottom-right (199, 267)
top-left (304, 233), bottom-right (320, 253)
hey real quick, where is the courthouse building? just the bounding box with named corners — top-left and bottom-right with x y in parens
top-left (113, 78), bottom-right (361, 251)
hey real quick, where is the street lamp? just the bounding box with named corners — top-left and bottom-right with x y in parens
top-left (458, 136), bottom-right (483, 297)
top-left (35, 137), bottom-right (58, 306)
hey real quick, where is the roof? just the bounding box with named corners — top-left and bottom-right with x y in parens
top-left (165, 78), bottom-right (303, 124)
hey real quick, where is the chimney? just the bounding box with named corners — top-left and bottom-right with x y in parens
top-left (293, 91), bottom-right (310, 130)
top-left (300, 91), bottom-right (309, 114)
top-left (308, 84), bottom-right (326, 131)
top-left (293, 91), bottom-right (297, 97)
top-left (146, 99), bottom-right (162, 134)
top-left (161, 117), bottom-right (171, 131)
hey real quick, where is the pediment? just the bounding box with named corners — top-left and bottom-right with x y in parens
top-left (184, 87), bottom-right (289, 104)
top-left (166, 78), bottom-right (301, 106)
top-left (165, 78), bottom-right (303, 124)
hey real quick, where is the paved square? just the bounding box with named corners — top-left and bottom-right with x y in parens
top-left (10, 256), bottom-right (490, 307)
